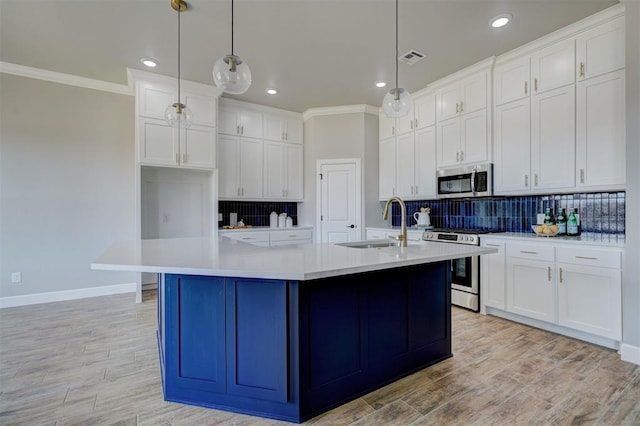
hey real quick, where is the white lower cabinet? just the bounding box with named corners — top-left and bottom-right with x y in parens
top-left (481, 237), bottom-right (622, 347)
top-left (219, 228), bottom-right (313, 247)
top-left (480, 239), bottom-right (506, 310)
top-left (506, 256), bottom-right (556, 323)
top-left (365, 228), bottom-right (424, 242)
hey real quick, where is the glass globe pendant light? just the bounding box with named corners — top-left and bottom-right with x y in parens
top-left (382, 0), bottom-right (412, 118)
top-left (165, 0), bottom-right (193, 128)
top-left (213, 0), bottom-right (252, 95)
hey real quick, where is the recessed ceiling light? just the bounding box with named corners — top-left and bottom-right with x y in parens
top-left (266, 88), bottom-right (278, 95)
top-left (140, 57), bottom-right (158, 68)
top-left (490, 13), bottom-right (512, 28)
top-left (375, 81), bottom-right (387, 88)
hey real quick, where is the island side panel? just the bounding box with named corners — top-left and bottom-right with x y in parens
top-left (298, 261), bottom-right (452, 420)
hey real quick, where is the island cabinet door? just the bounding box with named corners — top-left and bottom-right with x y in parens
top-left (225, 278), bottom-right (289, 403)
top-left (164, 275), bottom-right (226, 393)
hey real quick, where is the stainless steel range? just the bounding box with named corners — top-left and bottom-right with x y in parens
top-left (422, 228), bottom-right (490, 312)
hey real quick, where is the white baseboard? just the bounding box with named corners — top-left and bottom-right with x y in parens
top-left (621, 343), bottom-right (640, 365)
top-left (0, 283), bottom-right (136, 309)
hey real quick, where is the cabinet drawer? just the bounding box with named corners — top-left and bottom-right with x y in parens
top-left (269, 229), bottom-right (313, 242)
top-left (507, 243), bottom-right (555, 261)
top-left (221, 231), bottom-right (270, 243)
top-left (366, 229), bottom-right (388, 240)
top-left (556, 247), bottom-right (620, 269)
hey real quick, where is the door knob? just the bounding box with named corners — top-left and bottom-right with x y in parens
top-left (346, 224), bottom-right (356, 229)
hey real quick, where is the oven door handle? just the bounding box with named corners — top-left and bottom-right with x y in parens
top-left (471, 169), bottom-right (477, 194)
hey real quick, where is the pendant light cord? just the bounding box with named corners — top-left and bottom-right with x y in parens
top-left (177, 5), bottom-right (181, 104)
top-left (231, 0), bottom-right (234, 55)
top-left (395, 0), bottom-right (398, 91)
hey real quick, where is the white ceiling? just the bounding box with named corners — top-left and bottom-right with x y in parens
top-left (0, 0), bottom-right (619, 113)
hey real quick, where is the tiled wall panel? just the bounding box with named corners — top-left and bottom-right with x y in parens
top-left (392, 192), bottom-right (625, 235)
top-left (219, 201), bottom-right (298, 227)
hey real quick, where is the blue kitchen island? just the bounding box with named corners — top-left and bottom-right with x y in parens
top-left (92, 237), bottom-right (496, 422)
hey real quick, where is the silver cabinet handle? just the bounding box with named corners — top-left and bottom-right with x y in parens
top-left (580, 62), bottom-right (585, 77)
top-left (559, 267), bottom-right (564, 283)
top-left (575, 256), bottom-right (598, 260)
top-left (460, 101), bottom-right (464, 113)
top-left (548, 266), bottom-right (552, 281)
top-left (485, 243), bottom-right (500, 247)
top-left (456, 151), bottom-right (460, 162)
top-left (534, 78), bottom-right (538, 92)
top-left (415, 186), bottom-right (418, 194)
top-left (580, 169), bottom-right (585, 184)
top-left (534, 174), bottom-right (539, 186)
top-left (392, 126), bottom-right (395, 136)
top-left (524, 81), bottom-right (528, 95)
top-left (410, 120), bottom-right (414, 129)
top-left (460, 151), bottom-right (464, 162)
top-left (520, 250), bottom-right (538, 254)
top-left (236, 125), bottom-right (240, 135)
top-left (524, 174), bottom-right (529, 187)
top-left (456, 102), bottom-right (460, 114)
top-left (415, 119), bottom-right (418, 128)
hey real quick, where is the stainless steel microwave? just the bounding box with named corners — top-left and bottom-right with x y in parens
top-left (436, 163), bottom-right (493, 199)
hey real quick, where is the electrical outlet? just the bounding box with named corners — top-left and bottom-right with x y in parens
top-left (11, 272), bottom-right (21, 283)
top-left (218, 213), bottom-right (223, 221)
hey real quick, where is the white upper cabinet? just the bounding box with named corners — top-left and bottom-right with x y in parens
top-left (530, 38), bottom-right (575, 95)
top-left (494, 98), bottom-right (531, 193)
top-left (494, 56), bottom-right (530, 106)
top-left (435, 68), bottom-right (490, 168)
top-left (219, 107), bottom-right (262, 139)
top-left (263, 114), bottom-right (303, 144)
top-left (263, 141), bottom-right (303, 200)
top-left (576, 16), bottom-right (625, 81)
top-left (218, 135), bottom-right (263, 199)
top-left (576, 69), bottom-right (626, 188)
top-left (397, 93), bottom-right (436, 135)
top-left (379, 114), bottom-right (396, 140)
top-left (134, 75), bottom-right (219, 170)
top-left (379, 136), bottom-right (396, 200)
top-left (531, 84), bottom-right (575, 191)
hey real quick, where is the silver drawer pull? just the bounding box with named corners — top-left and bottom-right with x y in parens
top-left (241, 237), bottom-right (252, 240)
top-left (575, 256), bottom-right (598, 260)
top-left (548, 266), bottom-right (552, 281)
top-left (520, 250), bottom-right (538, 255)
top-left (485, 244), bottom-right (500, 247)
top-left (288, 235), bottom-right (297, 238)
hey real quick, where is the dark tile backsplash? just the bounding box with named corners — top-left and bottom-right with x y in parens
top-left (391, 192), bottom-right (625, 235)
top-left (219, 201), bottom-right (298, 227)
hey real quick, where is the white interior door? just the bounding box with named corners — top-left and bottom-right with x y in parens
top-left (318, 160), bottom-right (361, 243)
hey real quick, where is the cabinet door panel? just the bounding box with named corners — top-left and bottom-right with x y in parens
top-left (285, 143), bottom-right (303, 199)
top-left (226, 279), bottom-right (288, 402)
top-left (531, 38), bottom-right (575, 94)
top-left (460, 72), bottom-right (487, 115)
top-left (414, 126), bottom-right (436, 198)
top-left (437, 85), bottom-right (461, 121)
top-left (577, 16), bottom-right (625, 81)
top-left (182, 125), bottom-right (216, 169)
top-left (218, 135), bottom-right (240, 197)
top-left (460, 109), bottom-right (487, 164)
top-left (531, 85), bottom-right (575, 190)
top-left (436, 118), bottom-right (460, 168)
top-left (240, 111), bottom-right (263, 139)
top-left (494, 99), bottom-right (531, 193)
top-left (396, 112), bottom-right (415, 136)
top-left (396, 133), bottom-right (416, 198)
top-left (285, 119), bottom-right (303, 144)
top-left (576, 70), bottom-right (625, 188)
top-left (139, 118), bottom-right (178, 166)
top-left (558, 264), bottom-right (621, 340)
top-left (379, 115), bottom-right (396, 140)
top-left (263, 114), bottom-right (284, 142)
top-left (263, 141), bottom-right (285, 199)
top-left (414, 93), bottom-right (436, 129)
top-left (494, 56), bottom-right (530, 105)
top-left (507, 258), bottom-right (555, 323)
top-left (379, 137), bottom-right (396, 200)
top-left (183, 91), bottom-right (217, 127)
top-left (239, 138), bottom-right (263, 198)
top-left (481, 241), bottom-right (506, 310)
top-left (138, 83), bottom-right (175, 119)
top-left (219, 108), bottom-right (239, 135)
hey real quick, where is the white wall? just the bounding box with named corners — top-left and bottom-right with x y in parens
top-left (298, 110), bottom-right (385, 230)
top-left (623, 0), bottom-right (640, 355)
top-left (0, 74), bottom-right (136, 299)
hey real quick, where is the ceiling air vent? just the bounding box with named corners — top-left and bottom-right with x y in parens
top-left (399, 49), bottom-right (426, 65)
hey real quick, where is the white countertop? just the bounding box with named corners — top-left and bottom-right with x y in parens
top-left (481, 232), bottom-right (625, 248)
top-left (91, 237), bottom-right (497, 281)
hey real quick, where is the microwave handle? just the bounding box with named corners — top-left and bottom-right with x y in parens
top-left (471, 169), bottom-right (477, 194)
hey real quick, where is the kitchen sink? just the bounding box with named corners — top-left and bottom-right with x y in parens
top-left (335, 239), bottom-right (402, 249)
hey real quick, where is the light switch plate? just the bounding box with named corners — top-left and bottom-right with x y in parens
top-left (11, 272), bottom-right (21, 283)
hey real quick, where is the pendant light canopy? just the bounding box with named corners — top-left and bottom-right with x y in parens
top-left (213, 0), bottom-right (252, 95)
top-left (382, 0), bottom-right (412, 118)
top-left (165, 0), bottom-right (193, 128)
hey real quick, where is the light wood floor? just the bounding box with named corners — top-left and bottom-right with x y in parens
top-left (1, 291), bottom-right (638, 425)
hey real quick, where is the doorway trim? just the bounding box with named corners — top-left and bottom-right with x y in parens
top-left (316, 158), bottom-right (363, 243)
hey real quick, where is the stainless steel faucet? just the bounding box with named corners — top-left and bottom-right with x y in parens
top-left (382, 196), bottom-right (408, 247)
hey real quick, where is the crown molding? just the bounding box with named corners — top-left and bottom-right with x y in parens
top-left (428, 57), bottom-right (496, 90)
top-left (127, 68), bottom-right (222, 98)
top-left (0, 62), bottom-right (133, 96)
top-left (303, 104), bottom-right (379, 121)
